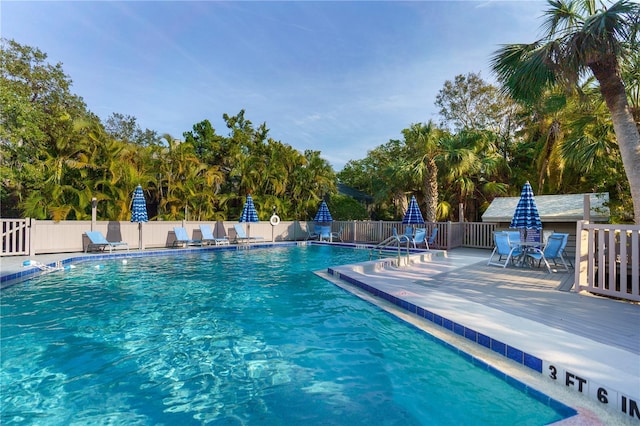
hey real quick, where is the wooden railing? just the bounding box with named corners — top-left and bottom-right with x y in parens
top-left (575, 221), bottom-right (640, 302)
top-left (331, 220), bottom-right (495, 250)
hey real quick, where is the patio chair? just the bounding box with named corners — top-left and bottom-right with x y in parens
top-left (84, 231), bottom-right (129, 253)
top-left (555, 232), bottom-right (573, 268)
top-left (487, 231), bottom-right (522, 268)
top-left (306, 224), bottom-right (320, 240)
top-left (172, 227), bottom-right (203, 247)
top-left (506, 230), bottom-right (522, 244)
top-left (318, 225), bottom-right (332, 242)
top-left (409, 228), bottom-right (427, 249)
top-left (199, 224), bottom-right (229, 246)
top-left (525, 228), bottom-right (542, 249)
top-left (392, 227), bottom-right (412, 244)
top-left (330, 226), bottom-right (343, 242)
top-left (526, 233), bottom-right (570, 273)
top-left (233, 224), bottom-right (264, 244)
top-left (426, 227), bottom-right (438, 249)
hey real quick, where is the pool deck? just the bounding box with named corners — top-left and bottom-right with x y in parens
top-left (2, 245), bottom-right (639, 424)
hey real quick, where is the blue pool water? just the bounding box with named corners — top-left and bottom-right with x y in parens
top-left (1, 245), bottom-right (574, 425)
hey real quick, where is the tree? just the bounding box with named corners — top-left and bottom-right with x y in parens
top-left (491, 0), bottom-right (640, 223)
top-left (403, 122), bottom-right (444, 223)
top-left (104, 112), bottom-right (160, 146)
top-left (183, 119), bottom-right (222, 164)
top-left (437, 130), bottom-right (507, 221)
top-left (0, 38), bottom-right (89, 217)
top-left (435, 72), bottom-right (520, 161)
top-left (327, 194), bottom-right (368, 221)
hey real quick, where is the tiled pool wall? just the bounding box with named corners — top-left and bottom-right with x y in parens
top-left (326, 267), bottom-right (583, 418)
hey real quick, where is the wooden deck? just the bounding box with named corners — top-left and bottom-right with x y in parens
top-left (397, 250), bottom-right (639, 355)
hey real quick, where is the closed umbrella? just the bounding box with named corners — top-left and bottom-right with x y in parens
top-left (510, 181), bottom-right (542, 240)
top-left (402, 195), bottom-right (425, 225)
top-left (313, 200), bottom-right (333, 223)
top-left (239, 194), bottom-right (259, 238)
top-left (130, 185), bottom-right (148, 250)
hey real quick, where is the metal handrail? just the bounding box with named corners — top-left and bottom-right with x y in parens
top-left (370, 235), bottom-right (411, 265)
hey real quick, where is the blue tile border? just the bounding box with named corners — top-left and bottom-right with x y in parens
top-left (328, 267), bottom-right (546, 372)
top-left (324, 267), bottom-right (577, 418)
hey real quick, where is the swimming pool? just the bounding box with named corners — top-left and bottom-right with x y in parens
top-left (1, 245), bottom-right (575, 425)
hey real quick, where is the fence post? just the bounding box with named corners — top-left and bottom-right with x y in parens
top-left (574, 220), bottom-right (588, 292)
top-left (91, 198), bottom-right (97, 231)
top-left (353, 220), bottom-right (357, 243)
top-left (28, 218), bottom-right (35, 256)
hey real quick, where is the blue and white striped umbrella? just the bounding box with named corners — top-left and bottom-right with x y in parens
top-left (402, 195), bottom-right (425, 225)
top-left (130, 185), bottom-right (148, 223)
top-left (131, 185), bottom-right (148, 250)
top-left (313, 200), bottom-right (333, 223)
top-left (510, 181), bottom-right (542, 230)
top-left (239, 195), bottom-right (259, 222)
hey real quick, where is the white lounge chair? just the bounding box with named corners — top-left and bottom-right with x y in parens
top-left (85, 231), bottom-right (129, 253)
top-left (199, 224), bottom-right (230, 246)
top-left (172, 227), bottom-right (202, 247)
top-left (233, 224), bottom-right (264, 244)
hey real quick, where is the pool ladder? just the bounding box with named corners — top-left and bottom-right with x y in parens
top-left (369, 236), bottom-right (411, 266)
top-left (23, 260), bottom-right (64, 272)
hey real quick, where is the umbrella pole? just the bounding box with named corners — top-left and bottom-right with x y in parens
top-left (138, 222), bottom-right (143, 250)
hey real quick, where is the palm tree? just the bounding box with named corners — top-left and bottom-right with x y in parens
top-left (437, 130), bottom-right (507, 221)
top-left (491, 0), bottom-right (640, 223)
top-left (403, 122), bottom-right (445, 223)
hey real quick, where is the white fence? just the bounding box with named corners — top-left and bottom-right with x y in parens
top-left (574, 221), bottom-right (640, 302)
top-left (1, 219), bottom-right (492, 255)
top-left (1, 219), bottom-right (29, 256)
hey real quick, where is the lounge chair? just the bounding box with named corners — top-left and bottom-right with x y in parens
top-left (233, 224), bottom-right (264, 244)
top-left (487, 231), bottom-right (522, 268)
top-left (85, 231), bottom-right (129, 253)
top-left (199, 224), bottom-right (230, 246)
top-left (525, 233), bottom-right (570, 272)
top-left (172, 227), bottom-right (202, 247)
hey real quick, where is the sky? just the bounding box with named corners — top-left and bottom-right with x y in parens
top-left (1, 1), bottom-right (547, 170)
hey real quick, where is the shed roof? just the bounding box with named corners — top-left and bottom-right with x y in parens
top-left (482, 193), bottom-right (609, 223)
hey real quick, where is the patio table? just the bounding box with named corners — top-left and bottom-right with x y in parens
top-left (511, 241), bottom-right (542, 267)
